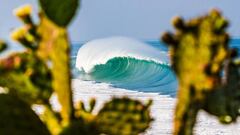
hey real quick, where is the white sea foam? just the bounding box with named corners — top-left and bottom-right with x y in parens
top-left (50, 79), bottom-right (239, 135)
top-left (50, 37), bottom-right (240, 134)
top-left (76, 37), bottom-right (169, 73)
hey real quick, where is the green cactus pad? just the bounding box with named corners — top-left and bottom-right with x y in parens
top-left (0, 40), bottom-right (7, 52)
top-left (95, 97), bottom-right (153, 135)
top-left (37, 14), bottom-right (75, 125)
top-left (162, 9), bottom-right (230, 135)
top-left (0, 94), bottom-right (50, 135)
top-left (204, 59), bottom-right (240, 124)
top-left (60, 119), bottom-right (98, 135)
top-left (39, 0), bottom-right (79, 27)
top-left (0, 2), bottom-right (153, 134)
top-left (0, 52), bottom-right (52, 104)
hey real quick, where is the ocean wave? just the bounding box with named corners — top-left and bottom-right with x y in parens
top-left (76, 37), bottom-right (169, 73)
top-left (75, 37), bottom-right (177, 96)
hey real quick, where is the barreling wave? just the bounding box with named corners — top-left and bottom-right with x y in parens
top-left (76, 37), bottom-right (177, 96)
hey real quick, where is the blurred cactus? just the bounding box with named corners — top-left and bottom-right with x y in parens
top-left (62, 97), bottom-right (153, 135)
top-left (162, 9), bottom-right (240, 135)
top-left (0, 1), bottom-right (152, 135)
top-left (11, 27), bottom-right (38, 50)
top-left (39, 0), bottom-right (79, 27)
top-left (0, 52), bottom-right (52, 104)
top-left (95, 97), bottom-right (153, 135)
top-left (0, 94), bottom-right (50, 135)
top-left (0, 40), bottom-right (7, 52)
top-left (13, 4), bottom-right (33, 24)
top-left (204, 57), bottom-right (240, 124)
top-left (37, 10), bottom-right (75, 126)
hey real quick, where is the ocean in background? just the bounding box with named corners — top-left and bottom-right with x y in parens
top-left (3, 36), bottom-right (237, 134)
top-left (64, 37), bottom-right (240, 134)
top-left (71, 37), bottom-right (240, 98)
top-left (71, 37), bottom-right (177, 97)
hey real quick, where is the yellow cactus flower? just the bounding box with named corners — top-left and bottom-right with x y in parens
top-left (13, 4), bottom-right (32, 19)
top-left (10, 27), bottom-right (27, 41)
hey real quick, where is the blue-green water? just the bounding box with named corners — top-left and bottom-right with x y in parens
top-left (71, 37), bottom-right (240, 97)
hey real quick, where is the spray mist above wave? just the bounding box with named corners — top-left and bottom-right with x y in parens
top-left (76, 37), bottom-right (177, 96)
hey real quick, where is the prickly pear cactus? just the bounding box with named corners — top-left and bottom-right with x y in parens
top-left (61, 97), bottom-right (153, 135)
top-left (0, 40), bottom-right (7, 52)
top-left (37, 10), bottom-right (75, 127)
top-left (204, 56), bottom-right (240, 124)
top-left (0, 4), bottom-right (52, 105)
top-left (0, 94), bottom-right (50, 135)
top-left (60, 119), bottom-right (98, 135)
top-left (0, 52), bottom-right (52, 104)
top-left (162, 9), bottom-right (240, 135)
top-left (95, 97), bottom-right (153, 135)
top-left (39, 0), bottom-right (79, 27)
top-left (0, 1), bottom-right (152, 135)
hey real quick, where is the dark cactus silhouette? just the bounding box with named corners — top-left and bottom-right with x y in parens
top-left (0, 1), bottom-right (152, 135)
top-left (0, 94), bottom-right (51, 135)
top-left (0, 40), bottom-right (7, 52)
top-left (162, 9), bottom-right (240, 135)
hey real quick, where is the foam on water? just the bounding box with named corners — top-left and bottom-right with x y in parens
top-left (34, 38), bottom-right (240, 134)
top-left (49, 79), bottom-right (240, 135)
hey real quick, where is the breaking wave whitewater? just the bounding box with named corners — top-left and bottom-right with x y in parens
top-left (75, 37), bottom-right (177, 96)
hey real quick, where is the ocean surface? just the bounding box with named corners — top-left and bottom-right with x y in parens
top-left (66, 37), bottom-right (240, 135)
top-left (71, 37), bottom-right (240, 97)
top-left (72, 37), bottom-right (178, 96)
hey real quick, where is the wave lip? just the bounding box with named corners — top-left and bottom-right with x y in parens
top-left (75, 37), bottom-right (177, 96)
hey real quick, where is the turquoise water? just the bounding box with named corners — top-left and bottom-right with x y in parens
top-left (71, 38), bottom-right (240, 97)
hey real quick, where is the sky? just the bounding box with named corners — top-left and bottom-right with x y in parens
top-left (0, 0), bottom-right (240, 43)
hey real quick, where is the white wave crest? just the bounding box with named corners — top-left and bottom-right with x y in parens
top-left (76, 37), bottom-right (169, 73)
